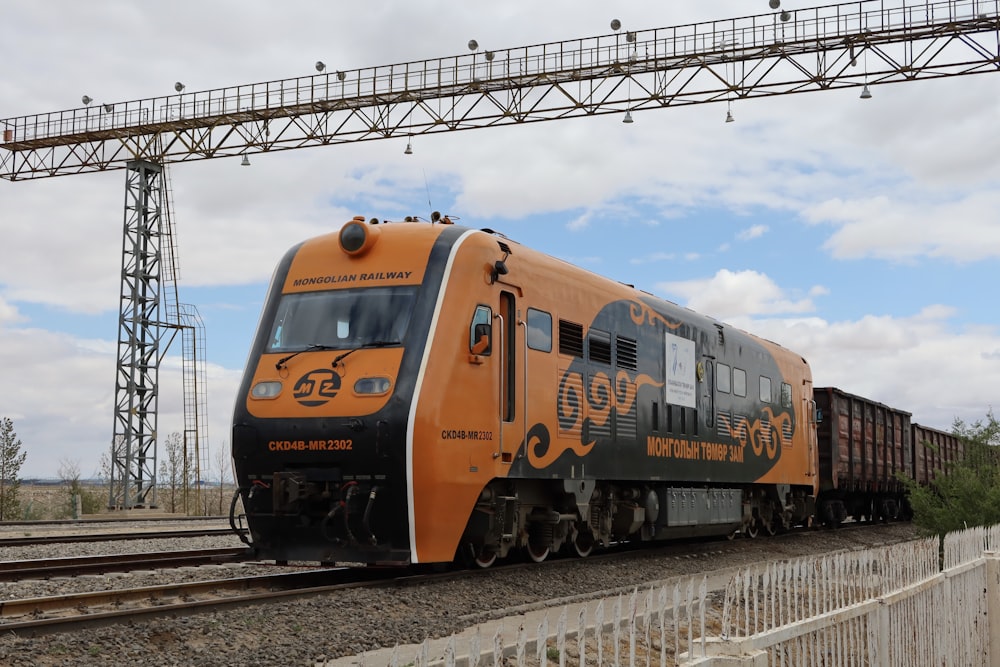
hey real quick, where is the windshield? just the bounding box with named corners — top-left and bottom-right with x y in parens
top-left (267, 286), bottom-right (418, 352)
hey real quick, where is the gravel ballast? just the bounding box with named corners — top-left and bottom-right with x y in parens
top-left (0, 523), bottom-right (924, 666)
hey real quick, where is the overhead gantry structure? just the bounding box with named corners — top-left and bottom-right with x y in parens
top-left (0, 0), bottom-right (997, 507)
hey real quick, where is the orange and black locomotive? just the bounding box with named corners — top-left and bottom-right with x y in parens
top-left (230, 216), bottom-right (953, 566)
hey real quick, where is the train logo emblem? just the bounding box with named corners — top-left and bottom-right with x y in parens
top-left (292, 369), bottom-right (341, 406)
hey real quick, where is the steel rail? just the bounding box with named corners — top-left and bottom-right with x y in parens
top-left (0, 515), bottom-right (228, 528)
top-left (0, 547), bottom-right (250, 582)
top-left (0, 568), bottom-right (395, 636)
top-left (0, 528), bottom-right (243, 548)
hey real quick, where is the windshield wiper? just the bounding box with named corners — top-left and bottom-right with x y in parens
top-left (331, 340), bottom-right (400, 369)
top-left (275, 344), bottom-right (337, 370)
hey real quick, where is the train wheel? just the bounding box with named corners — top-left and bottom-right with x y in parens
top-left (471, 546), bottom-right (497, 569)
top-left (572, 531), bottom-right (595, 558)
top-left (526, 541), bottom-right (550, 563)
top-left (744, 520), bottom-right (760, 539)
top-left (763, 514), bottom-right (778, 536)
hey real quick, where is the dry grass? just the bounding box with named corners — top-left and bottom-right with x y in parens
top-left (16, 484), bottom-right (101, 520)
top-left (11, 483), bottom-right (236, 520)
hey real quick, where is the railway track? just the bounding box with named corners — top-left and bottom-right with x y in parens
top-left (0, 567), bottom-right (401, 636)
top-left (0, 516), bottom-right (229, 528)
top-left (0, 547), bottom-right (251, 582)
top-left (0, 527), bottom-right (242, 548)
top-left (0, 520), bottom-right (907, 637)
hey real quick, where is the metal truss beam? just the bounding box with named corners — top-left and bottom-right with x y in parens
top-left (2, 0), bottom-right (999, 180)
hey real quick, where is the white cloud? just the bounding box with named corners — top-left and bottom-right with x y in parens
top-left (803, 193), bottom-right (1000, 262)
top-left (737, 224), bottom-right (769, 241)
top-left (0, 324), bottom-right (240, 479)
top-left (630, 251), bottom-right (677, 265)
top-left (744, 309), bottom-right (1000, 431)
top-left (657, 269), bottom-right (820, 320)
top-left (566, 209), bottom-right (594, 232)
top-left (0, 297), bottom-right (21, 325)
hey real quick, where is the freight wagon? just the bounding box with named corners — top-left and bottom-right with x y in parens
top-left (814, 387), bottom-right (961, 526)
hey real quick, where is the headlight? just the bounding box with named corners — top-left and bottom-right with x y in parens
top-left (339, 218), bottom-right (381, 256)
top-left (251, 381), bottom-right (283, 399)
top-left (354, 377), bottom-right (391, 395)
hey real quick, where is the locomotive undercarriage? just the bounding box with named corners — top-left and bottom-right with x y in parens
top-left (462, 478), bottom-right (816, 567)
top-left (233, 470), bottom-right (411, 565)
top-left (817, 486), bottom-right (911, 527)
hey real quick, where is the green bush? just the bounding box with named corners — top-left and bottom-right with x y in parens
top-left (902, 410), bottom-right (1000, 535)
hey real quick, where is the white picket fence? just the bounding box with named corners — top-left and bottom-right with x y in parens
top-left (350, 525), bottom-right (1000, 667)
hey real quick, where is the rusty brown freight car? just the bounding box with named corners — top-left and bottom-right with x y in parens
top-left (912, 422), bottom-right (963, 486)
top-left (814, 387), bottom-right (913, 525)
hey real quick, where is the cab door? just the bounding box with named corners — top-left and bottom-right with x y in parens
top-left (700, 355), bottom-right (715, 432)
top-left (496, 290), bottom-right (518, 463)
top-left (803, 377), bottom-right (817, 481)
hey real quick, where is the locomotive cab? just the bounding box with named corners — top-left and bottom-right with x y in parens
top-left (231, 218), bottom-right (445, 564)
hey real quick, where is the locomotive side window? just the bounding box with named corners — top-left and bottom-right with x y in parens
top-left (733, 368), bottom-right (747, 397)
top-left (759, 376), bottom-right (772, 403)
top-left (470, 305), bottom-right (492, 355)
top-left (780, 382), bottom-right (792, 408)
top-left (717, 363), bottom-right (731, 393)
top-left (559, 320), bottom-right (584, 357)
top-left (526, 308), bottom-right (552, 352)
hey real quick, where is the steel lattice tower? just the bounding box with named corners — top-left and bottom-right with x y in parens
top-left (108, 160), bottom-right (166, 509)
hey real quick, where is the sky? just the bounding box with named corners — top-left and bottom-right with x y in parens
top-left (1, 1), bottom-right (999, 479)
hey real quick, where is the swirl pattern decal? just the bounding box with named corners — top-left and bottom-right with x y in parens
top-left (558, 372), bottom-right (584, 435)
top-left (516, 297), bottom-right (796, 481)
top-left (587, 372), bottom-right (613, 428)
top-left (526, 422), bottom-right (593, 469)
top-left (540, 369), bottom-right (664, 469)
top-left (629, 302), bottom-right (683, 330)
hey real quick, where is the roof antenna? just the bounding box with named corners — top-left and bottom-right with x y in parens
top-left (424, 169), bottom-right (433, 219)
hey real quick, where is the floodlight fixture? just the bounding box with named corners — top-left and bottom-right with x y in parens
top-left (315, 61), bottom-right (326, 73)
top-left (174, 82), bottom-right (186, 93)
top-left (468, 39), bottom-right (479, 51)
top-left (81, 95), bottom-right (92, 106)
top-left (611, 19), bottom-right (621, 31)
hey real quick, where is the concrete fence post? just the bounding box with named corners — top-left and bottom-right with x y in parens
top-left (986, 552), bottom-right (1000, 667)
top-left (678, 637), bottom-right (767, 666)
